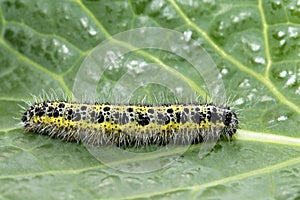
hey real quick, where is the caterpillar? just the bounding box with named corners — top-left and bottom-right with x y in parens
top-left (21, 101), bottom-right (238, 146)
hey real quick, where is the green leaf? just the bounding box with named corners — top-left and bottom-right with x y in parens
top-left (1, 0), bottom-right (300, 199)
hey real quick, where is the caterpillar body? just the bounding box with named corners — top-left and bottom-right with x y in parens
top-left (21, 101), bottom-right (238, 146)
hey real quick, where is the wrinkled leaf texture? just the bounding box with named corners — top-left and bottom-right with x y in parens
top-left (0, 0), bottom-right (300, 200)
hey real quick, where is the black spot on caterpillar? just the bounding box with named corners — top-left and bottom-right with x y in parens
top-left (21, 101), bottom-right (238, 146)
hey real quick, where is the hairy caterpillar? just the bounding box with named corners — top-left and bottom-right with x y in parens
top-left (21, 101), bottom-right (238, 146)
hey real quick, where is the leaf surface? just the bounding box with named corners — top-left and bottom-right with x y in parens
top-left (0, 0), bottom-right (300, 199)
